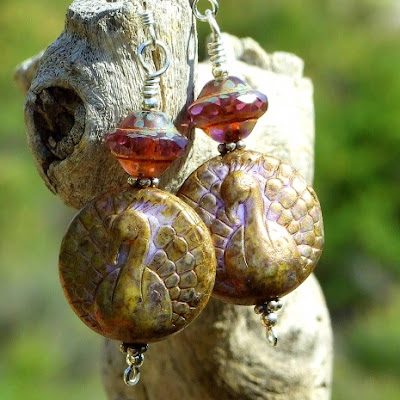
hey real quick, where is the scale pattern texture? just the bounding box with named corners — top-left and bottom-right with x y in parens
top-left (59, 187), bottom-right (216, 343)
top-left (178, 150), bottom-right (323, 305)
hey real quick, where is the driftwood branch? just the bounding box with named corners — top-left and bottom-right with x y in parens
top-left (16, 1), bottom-right (332, 399)
top-left (22, 0), bottom-right (197, 208)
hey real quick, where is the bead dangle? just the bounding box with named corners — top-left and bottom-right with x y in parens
top-left (59, 1), bottom-right (216, 386)
top-left (178, 0), bottom-right (324, 346)
top-left (120, 343), bottom-right (148, 387)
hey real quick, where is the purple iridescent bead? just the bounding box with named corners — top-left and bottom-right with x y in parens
top-left (188, 76), bottom-right (268, 143)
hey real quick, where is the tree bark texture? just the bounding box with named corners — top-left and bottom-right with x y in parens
top-left (16, 1), bottom-right (333, 399)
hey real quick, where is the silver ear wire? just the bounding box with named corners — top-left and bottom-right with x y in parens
top-left (192, 0), bottom-right (228, 80)
top-left (193, 0), bottom-right (219, 20)
top-left (137, 1), bottom-right (171, 110)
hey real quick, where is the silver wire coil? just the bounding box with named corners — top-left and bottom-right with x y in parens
top-left (141, 75), bottom-right (161, 110)
top-left (142, 75), bottom-right (160, 98)
top-left (208, 36), bottom-right (228, 79)
top-left (195, 4), bottom-right (228, 80)
top-left (137, 0), bottom-right (171, 110)
top-left (139, 10), bottom-right (155, 27)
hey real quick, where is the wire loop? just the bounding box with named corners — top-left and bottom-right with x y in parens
top-left (120, 343), bottom-right (148, 387)
top-left (205, 8), bottom-right (222, 38)
top-left (193, 0), bottom-right (219, 21)
top-left (123, 365), bottom-right (141, 386)
top-left (137, 40), bottom-right (171, 78)
top-left (267, 327), bottom-right (278, 347)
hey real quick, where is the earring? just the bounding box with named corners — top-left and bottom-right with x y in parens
top-left (178, 0), bottom-right (324, 345)
top-left (59, 3), bottom-right (216, 386)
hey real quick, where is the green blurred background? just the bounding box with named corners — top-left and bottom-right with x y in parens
top-left (1, 0), bottom-right (399, 398)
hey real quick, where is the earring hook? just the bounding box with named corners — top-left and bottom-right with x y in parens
top-left (193, 0), bottom-right (219, 21)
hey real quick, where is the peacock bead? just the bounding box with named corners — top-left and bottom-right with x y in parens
top-left (178, 150), bottom-right (324, 306)
top-left (59, 187), bottom-right (216, 343)
top-left (188, 76), bottom-right (268, 143)
top-left (105, 111), bottom-right (188, 178)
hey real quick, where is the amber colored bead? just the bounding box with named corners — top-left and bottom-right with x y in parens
top-left (188, 76), bottom-right (268, 143)
top-left (105, 111), bottom-right (188, 178)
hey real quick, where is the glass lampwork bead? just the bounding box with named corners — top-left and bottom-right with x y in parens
top-left (105, 111), bottom-right (188, 178)
top-left (188, 76), bottom-right (268, 143)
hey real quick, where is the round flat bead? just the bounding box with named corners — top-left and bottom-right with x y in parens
top-left (59, 187), bottom-right (216, 343)
top-left (178, 150), bottom-right (324, 305)
top-left (105, 111), bottom-right (188, 178)
top-left (188, 76), bottom-right (268, 143)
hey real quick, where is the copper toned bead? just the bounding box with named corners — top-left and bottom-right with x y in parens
top-left (178, 150), bottom-right (324, 305)
top-left (188, 76), bottom-right (268, 143)
top-left (105, 111), bottom-right (188, 178)
top-left (59, 187), bottom-right (216, 343)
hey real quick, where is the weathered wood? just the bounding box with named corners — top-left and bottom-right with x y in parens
top-left (23, 0), bottom-right (197, 208)
top-left (16, 1), bottom-right (332, 398)
top-left (103, 275), bottom-right (331, 400)
top-left (100, 37), bottom-right (332, 400)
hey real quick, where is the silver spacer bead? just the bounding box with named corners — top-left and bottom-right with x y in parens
top-left (254, 304), bottom-right (265, 315)
top-left (266, 298), bottom-right (283, 312)
top-left (261, 312), bottom-right (278, 327)
top-left (225, 142), bottom-right (236, 152)
top-left (138, 178), bottom-right (152, 188)
top-left (142, 97), bottom-right (159, 111)
top-left (267, 300), bottom-right (279, 312)
top-left (236, 140), bottom-right (246, 150)
top-left (120, 343), bottom-right (149, 355)
top-left (127, 176), bottom-right (137, 186)
top-left (218, 143), bottom-right (226, 154)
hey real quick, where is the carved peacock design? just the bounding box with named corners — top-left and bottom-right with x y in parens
top-left (59, 187), bottom-right (216, 343)
top-left (178, 150), bottom-right (324, 305)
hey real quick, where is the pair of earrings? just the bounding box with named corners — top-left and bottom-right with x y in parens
top-left (59, 0), bottom-right (324, 387)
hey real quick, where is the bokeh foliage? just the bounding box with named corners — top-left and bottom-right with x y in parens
top-left (1, 0), bottom-right (399, 399)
